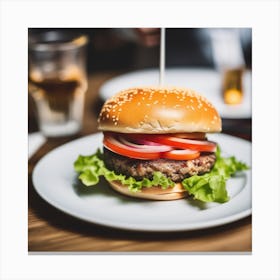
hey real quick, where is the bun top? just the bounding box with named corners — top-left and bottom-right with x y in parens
top-left (98, 87), bottom-right (221, 134)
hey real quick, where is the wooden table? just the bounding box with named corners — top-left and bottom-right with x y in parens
top-left (28, 72), bottom-right (252, 252)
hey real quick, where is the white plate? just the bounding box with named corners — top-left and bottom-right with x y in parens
top-left (32, 133), bottom-right (251, 232)
top-left (99, 68), bottom-right (252, 119)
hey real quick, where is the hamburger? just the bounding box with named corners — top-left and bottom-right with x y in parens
top-left (74, 87), bottom-right (248, 203)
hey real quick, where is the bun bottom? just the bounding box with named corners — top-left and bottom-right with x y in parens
top-left (108, 180), bottom-right (188, 201)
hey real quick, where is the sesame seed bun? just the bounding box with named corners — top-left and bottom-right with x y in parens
top-left (98, 87), bottom-right (221, 134)
top-left (108, 181), bottom-right (188, 201)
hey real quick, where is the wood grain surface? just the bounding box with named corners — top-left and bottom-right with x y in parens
top-left (28, 72), bottom-right (252, 252)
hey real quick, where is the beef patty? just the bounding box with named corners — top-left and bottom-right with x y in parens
top-left (103, 148), bottom-right (216, 182)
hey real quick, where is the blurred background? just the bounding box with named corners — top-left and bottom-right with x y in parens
top-left (29, 28), bottom-right (251, 73)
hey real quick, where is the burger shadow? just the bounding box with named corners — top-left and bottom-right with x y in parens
top-left (72, 177), bottom-right (148, 204)
top-left (73, 177), bottom-right (111, 196)
top-left (185, 198), bottom-right (208, 210)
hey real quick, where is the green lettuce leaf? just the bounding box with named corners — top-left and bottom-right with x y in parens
top-left (181, 146), bottom-right (249, 203)
top-left (74, 146), bottom-right (249, 203)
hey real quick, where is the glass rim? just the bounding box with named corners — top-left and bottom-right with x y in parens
top-left (28, 31), bottom-right (88, 51)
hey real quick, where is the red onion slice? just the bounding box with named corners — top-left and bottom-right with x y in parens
top-left (118, 136), bottom-right (172, 152)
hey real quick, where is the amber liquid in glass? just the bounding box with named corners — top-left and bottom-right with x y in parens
top-left (29, 71), bottom-right (86, 136)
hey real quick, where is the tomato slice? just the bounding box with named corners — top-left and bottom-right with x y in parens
top-left (143, 135), bottom-right (217, 152)
top-left (103, 135), bottom-right (162, 160)
top-left (162, 149), bottom-right (200, 160)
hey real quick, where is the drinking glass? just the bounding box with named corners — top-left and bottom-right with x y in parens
top-left (28, 30), bottom-right (88, 137)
